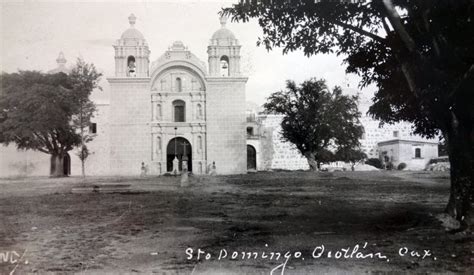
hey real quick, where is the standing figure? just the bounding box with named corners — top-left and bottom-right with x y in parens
top-left (140, 162), bottom-right (147, 177)
top-left (210, 161), bottom-right (217, 176)
top-left (172, 156), bottom-right (180, 175)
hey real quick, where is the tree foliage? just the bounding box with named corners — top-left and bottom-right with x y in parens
top-left (334, 147), bottom-right (367, 167)
top-left (264, 78), bottom-right (363, 170)
top-left (0, 59), bottom-right (101, 177)
top-left (69, 59), bottom-right (102, 177)
top-left (223, 0), bottom-right (473, 230)
top-left (366, 158), bottom-right (383, 169)
top-left (0, 71), bottom-right (80, 153)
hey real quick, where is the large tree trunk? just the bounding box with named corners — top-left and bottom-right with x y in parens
top-left (50, 154), bottom-right (65, 177)
top-left (304, 152), bottom-right (319, 171)
top-left (444, 117), bottom-right (473, 231)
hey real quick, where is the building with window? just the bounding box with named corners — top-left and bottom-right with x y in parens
top-left (104, 14), bottom-right (247, 175)
top-left (377, 139), bottom-right (439, 170)
top-left (244, 87), bottom-right (440, 172)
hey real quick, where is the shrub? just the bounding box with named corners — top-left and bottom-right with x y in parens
top-left (386, 162), bottom-right (394, 170)
top-left (365, 158), bottom-right (383, 169)
top-left (397, 163), bottom-right (407, 170)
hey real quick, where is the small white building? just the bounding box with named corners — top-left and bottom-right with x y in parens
top-left (378, 139), bottom-right (439, 170)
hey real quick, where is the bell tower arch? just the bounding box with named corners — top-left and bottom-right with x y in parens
top-left (207, 16), bottom-right (241, 77)
top-left (113, 14), bottom-right (150, 77)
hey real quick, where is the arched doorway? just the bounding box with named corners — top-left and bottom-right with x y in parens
top-left (63, 153), bottom-right (71, 176)
top-left (247, 145), bottom-right (257, 170)
top-left (167, 137), bottom-right (192, 172)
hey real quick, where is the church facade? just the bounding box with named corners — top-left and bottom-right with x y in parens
top-left (106, 14), bottom-right (248, 175)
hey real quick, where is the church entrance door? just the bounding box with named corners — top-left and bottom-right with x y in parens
top-left (63, 153), bottom-right (71, 176)
top-left (167, 137), bottom-right (192, 172)
top-left (247, 145), bottom-right (257, 170)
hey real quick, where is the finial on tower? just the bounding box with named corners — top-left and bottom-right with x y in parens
top-left (128, 13), bottom-right (137, 27)
top-left (56, 51), bottom-right (66, 65)
top-left (220, 15), bottom-right (227, 27)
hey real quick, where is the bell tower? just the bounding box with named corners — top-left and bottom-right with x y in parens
top-left (207, 16), bottom-right (241, 77)
top-left (206, 17), bottom-right (248, 174)
top-left (113, 14), bottom-right (150, 77)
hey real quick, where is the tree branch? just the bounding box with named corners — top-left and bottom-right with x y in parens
top-left (33, 131), bottom-right (52, 153)
top-left (382, 0), bottom-right (416, 53)
top-left (327, 19), bottom-right (386, 44)
top-left (381, 17), bottom-right (392, 36)
top-left (449, 64), bottom-right (474, 99)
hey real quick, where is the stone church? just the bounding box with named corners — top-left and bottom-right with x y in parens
top-left (0, 14), bottom-right (248, 177)
top-left (106, 14), bottom-right (248, 175)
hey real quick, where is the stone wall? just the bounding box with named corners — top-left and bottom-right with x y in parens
top-left (259, 115), bottom-right (309, 171)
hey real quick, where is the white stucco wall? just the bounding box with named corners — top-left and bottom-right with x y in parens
top-left (107, 79), bottom-right (152, 176)
top-left (206, 77), bottom-right (248, 174)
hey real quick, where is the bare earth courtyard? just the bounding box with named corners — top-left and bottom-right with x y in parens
top-left (0, 171), bottom-right (471, 274)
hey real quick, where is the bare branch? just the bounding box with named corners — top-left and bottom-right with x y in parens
top-left (328, 19), bottom-right (386, 44)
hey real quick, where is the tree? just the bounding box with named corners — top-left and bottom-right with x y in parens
top-left (69, 59), bottom-right (102, 177)
top-left (223, 0), bottom-right (473, 231)
top-left (334, 147), bottom-right (367, 171)
top-left (0, 60), bottom-right (101, 177)
top-left (0, 71), bottom-right (79, 176)
top-left (263, 78), bottom-right (364, 170)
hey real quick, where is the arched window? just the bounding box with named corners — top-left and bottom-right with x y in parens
top-left (415, 148), bottom-right (421, 158)
top-left (220, 56), bottom-right (229, 77)
top-left (175, 77), bottom-right (182, 92)
top-left (173, 100), bottom-right (186, 122)
top-left (127, 56), bottom-right (136, 77)
top-left (196, 104), bottom-right (203, 119)
top-left (247, 127), bottom-right (254, 136)
top-left (155, 104), bottom-right (162, 120)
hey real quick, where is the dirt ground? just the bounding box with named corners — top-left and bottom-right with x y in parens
top-left (0, 171), bottom-right (472, 274)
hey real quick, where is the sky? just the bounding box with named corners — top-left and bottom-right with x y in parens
top-left (0, 0), bottom-right (376, 106)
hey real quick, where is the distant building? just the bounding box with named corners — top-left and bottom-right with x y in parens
top-left (47, 52), bottom-right (69, 74)
top-left (378, 139), bottom-right (439, 170)
top-left (245, 88), bottom-right (440, 171)
top-left (356, 89), bottom-right (439, 161)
